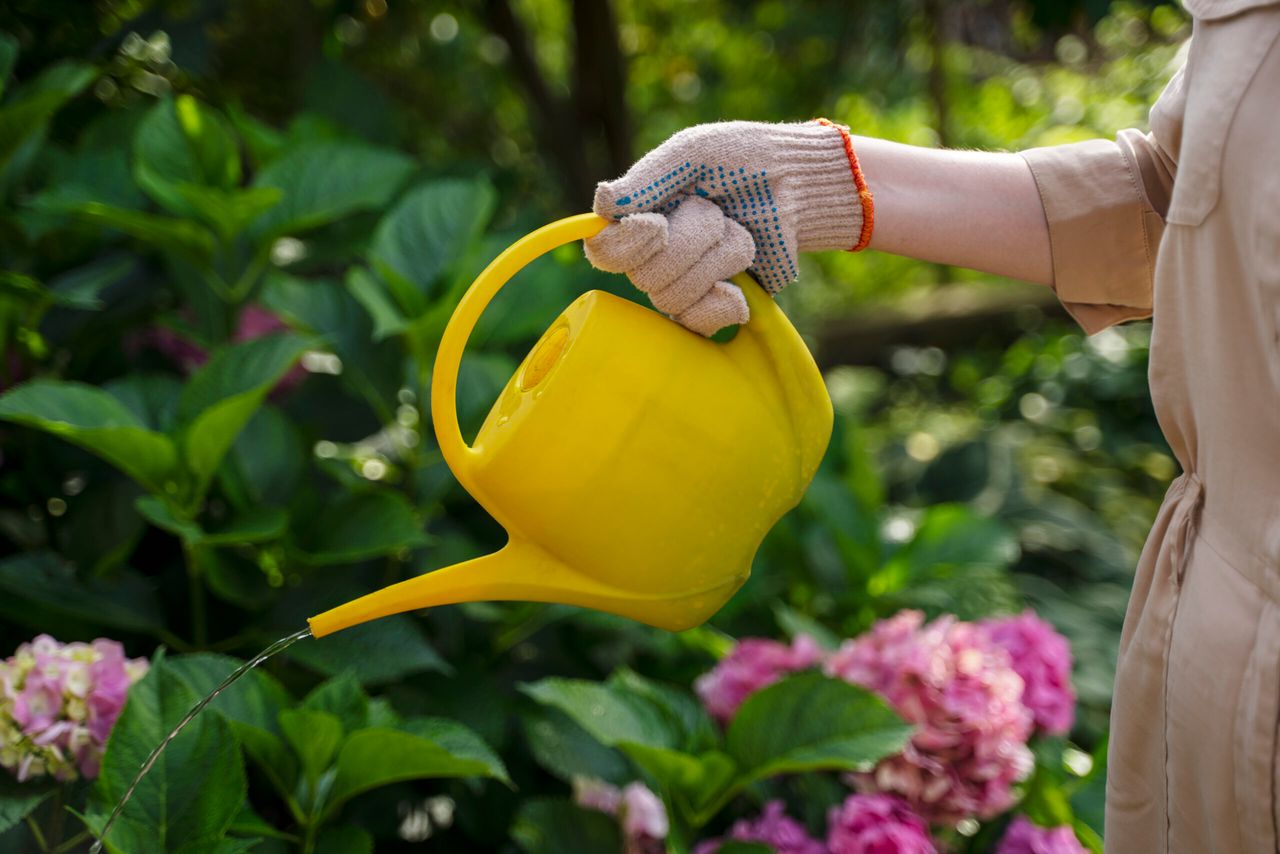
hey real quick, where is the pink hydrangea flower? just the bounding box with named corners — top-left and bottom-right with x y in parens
top-left (827, 793), bottom-right (937, 854)
top-left (825, 610), bottom-right (1034, 824)
top-left (694, 801), bottom-right (825, 854)
top-left (981, 611), bottom-right (1076, 735)
top-left (573, 777), bottom-right (668, 853)
top-left (694, 635), bottom-right (824, 724)
top-left (996, 816), bottom-right (1087, 854)
top-left (0, 634), bottom-right (148, 782)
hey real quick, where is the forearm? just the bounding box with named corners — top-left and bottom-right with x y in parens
top-left (855, 136), bottom-right (1054, 286)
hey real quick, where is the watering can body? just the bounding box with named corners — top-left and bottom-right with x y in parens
top-left (308, 214), bottom-right (832, 637)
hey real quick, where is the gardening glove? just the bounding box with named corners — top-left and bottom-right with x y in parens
top-left (585, 119), bottom-right (874, 335)
top-left (584, 196), bottom-right (756, 336)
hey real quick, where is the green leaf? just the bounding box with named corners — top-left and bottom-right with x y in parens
top-left (134, 496), bottom-right (286, 549)
top-left (227, 803), bottom-right (294, 841)
top-left (608, 669), bottom-right (716, 751)
top-left (135, 495), bottom-right (203, 541)
top-left (48, 253), bottom-right (137, 310)
top-left (0, 31), bottom-right (17, 97)
top-left (163, 653), bottom-right (293, 734)
top-left (345, 266), bottom-right (408, 340)
top-left (368, 178), bottom-right (495, 307)
top-left (286, 616), bottom-right (450, 685)
top-left (233, 724), bottom-right (298, 805)
top-left (103, 373), bottom-right (182, 431)
top-left (163, 654), bottom-right (298, 806)
top-left (0, 61), bottom-right (95, 174)
top-left (520, 678), bottom-right (677, 750)
top-left (522, 706), bottom-right (632, 785)
top-left (198, 548), bottom-right (276, 609)
top-left (512, 799), bottom-right (622, 854)
top-left (86, 655), bottom-right (248, 853)
top-left (400, 717), bottom-right (510, 784)
top-left (279, 708), bottom-right (344, 783)
top-left (0, 380), bottom-right (180, 492)
top-left (619, 742), bottom-right (737, 818)
top-left (892, 503), bottom-right (1020, 574)
top-left (314, 824), bottom-right (372, 854)
top-left (133, 96), bottom-right (241, 221)
top-left (323, 725), bottom-right (507, 818)
top-left (172, 184), bottom-right (284, 241)
top-left (294, 489), bottom-right (427, 565)
top-left (48, 200), bottom-right (216, 258)
top-left (258, 272), bottom-right (403, 414)
top-left (0, 776), bottom-right (53, 835)
top-left (707, 844), bottom-right (775, 854)
top-left (772, 603), bottom-right (841, 651)
top-left (301, 672), bottom-right (369, 733)
top-left (725, 673), bottom-right (913, 785)
top-left (250, 141), bottom-right (414, 238)
top-left (178, 334), bottom-right (311, 495)
top-left (0, 554), bottom-right (162, 636)
top-left (202, 507), bottom-right (289, 545)
top-left (874, 504), bottom-right (1021, 608)
top-left (218, 406), bottom-right (305, 510)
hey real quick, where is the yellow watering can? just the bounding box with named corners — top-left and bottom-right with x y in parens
top-left (307, 213), bottom-right (833, 637)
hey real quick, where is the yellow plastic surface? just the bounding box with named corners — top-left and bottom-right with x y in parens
top-left (308, 213), bottom-right (833, 638)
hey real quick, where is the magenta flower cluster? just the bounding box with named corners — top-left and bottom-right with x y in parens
top-left (693, 634), bottom-right (824, 724)
top-left (695, 794), bottom-right (937, 854)
top-left (695, 800), bottom-right (826, 854)
top-left (981, 611), bottom-right (1076, 735)
top-left (0, 635), bottom-right (148, 782)
top-left (825, 610), bottom-right (1035, 823)
top-left (827, 794), bottom-right (938, 854)
top-left (693, 608), bottom-right (1076, 832)
top-left (996, 816), bottom-right (1088, 854)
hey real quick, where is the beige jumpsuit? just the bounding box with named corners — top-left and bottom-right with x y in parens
top-left (1020, 1), bottom-right (1280, 849)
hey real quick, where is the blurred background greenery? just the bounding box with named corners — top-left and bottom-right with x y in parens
top-left (0, 0), bottom-right (1183, 849)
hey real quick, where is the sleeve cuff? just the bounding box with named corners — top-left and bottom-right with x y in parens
top-left (1020, 139), bottom-right (1157, 334)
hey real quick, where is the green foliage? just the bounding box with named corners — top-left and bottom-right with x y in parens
top-left (521, 672), bottom-right (911, 834)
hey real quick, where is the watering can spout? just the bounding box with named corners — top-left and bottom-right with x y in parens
top-left (307, 540), bottom-right (555, 637)
top-left (307, 539), bottom-right (742, 637)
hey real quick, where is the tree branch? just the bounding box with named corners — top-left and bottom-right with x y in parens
top-left (570, 0), bottom-right (631, 177)
top-left (481, 0), bottom-right (592, 206)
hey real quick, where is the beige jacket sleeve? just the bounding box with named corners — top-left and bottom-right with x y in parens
top-left (1020, 63), bottom-right (1188, 334)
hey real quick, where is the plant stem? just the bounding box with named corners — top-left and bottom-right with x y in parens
top-left (229, 248), bottom-right (270, 303)
top-left (183, 542), bottom-right (208, 647)
top-left (51, 830), bottom-right (91, 853)
top-left (25, 814), bottom-right (48, 852)
top-left (47, 789), bottom-right (64, 850)
top-left (301, 821), bottom-right (318, 854)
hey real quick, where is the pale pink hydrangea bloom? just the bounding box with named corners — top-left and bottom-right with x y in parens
top-left (981, 611), bottom-right (1076, 735)
top-left (573, 777), bottom-right (668, 853)
top-left (0, 635), bottom-right (148, 782)
top-left (694, 800), bottom-right (825, 854)
top-left (694, 635), bottom-right (824, 724)
top-left (995, 816), bottom-right (1088, 854)
top-left (826, 793), bottom-right (937, 854)
top-left (824, 610), bottom-right (1034, 824)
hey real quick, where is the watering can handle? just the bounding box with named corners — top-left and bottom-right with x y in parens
top-left (431, 212), bottom-right (782, 479)
top-left (432, 213), bottom-right (608, 477)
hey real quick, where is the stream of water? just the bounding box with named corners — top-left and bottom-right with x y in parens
top-left (89, 626), bottom-right (313, 853)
